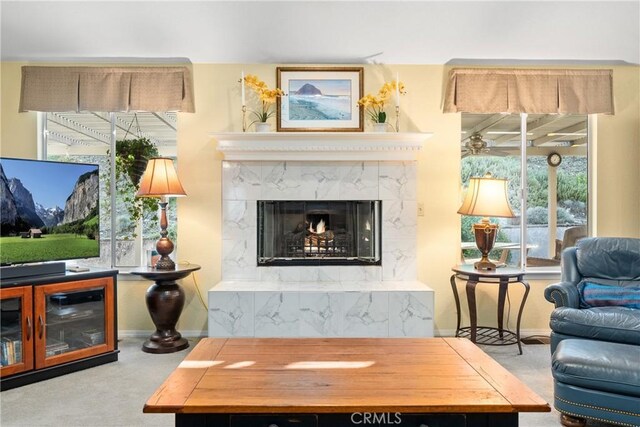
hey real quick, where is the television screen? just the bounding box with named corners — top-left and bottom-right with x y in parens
top-left (0, 157), bottom-right (100, 265)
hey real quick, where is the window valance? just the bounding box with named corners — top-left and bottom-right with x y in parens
top-left (19, 66), bottom-right (195, 113)
top-left (443, 68), bottom-right (613, 115)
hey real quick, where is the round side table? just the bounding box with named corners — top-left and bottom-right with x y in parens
top-left (131, 264), bottom-right (201, 354)
top-left (450, 264), bottom-right (530, 354)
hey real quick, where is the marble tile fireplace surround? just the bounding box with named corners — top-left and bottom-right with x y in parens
top-left (208, 133), bottom-right (435, 338)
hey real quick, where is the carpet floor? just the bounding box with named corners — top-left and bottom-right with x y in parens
top-left (0, 338), bottom-right (617, 427)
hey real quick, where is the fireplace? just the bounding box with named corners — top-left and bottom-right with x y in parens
top-left (212, 134), bottom-right (434, 339)
top-left (257, 200), bottom-right (381, 266)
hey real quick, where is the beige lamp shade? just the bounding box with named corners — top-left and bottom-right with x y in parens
top-left (457, 173), bottom-right (515, 218)
top-left (136, 157), bottom-right (186, 198)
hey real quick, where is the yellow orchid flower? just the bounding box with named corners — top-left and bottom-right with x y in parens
top-left (242, 74), bottom-right (284, 127)
top-left (357, 79), bottom-right (407, 125)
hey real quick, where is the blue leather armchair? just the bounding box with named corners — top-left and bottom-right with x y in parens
top-left (544, 237), bottom-right (640, 353)
top-left (545, 237), bottom-right (640, 427)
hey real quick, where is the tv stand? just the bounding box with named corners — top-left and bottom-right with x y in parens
top-left (0, 262), bottom-right (66, 280)
top-left (0, 268), bottom-right (118, 390)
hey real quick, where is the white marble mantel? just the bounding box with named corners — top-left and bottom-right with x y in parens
top-left (211, 132), bottom-right (432, 161)
top-left (209, 131), bottom-right (435, 339)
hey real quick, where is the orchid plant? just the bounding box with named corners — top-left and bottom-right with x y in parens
top-left (244, 74), bottom-right (284, 125)
top-left (358, 80), bottom-right (406, 124)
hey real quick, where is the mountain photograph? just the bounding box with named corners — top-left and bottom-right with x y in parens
top-left (287, 79), bottom-right (352, 121)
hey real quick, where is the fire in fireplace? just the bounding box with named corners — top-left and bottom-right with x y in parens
top-left (257, 200), bottom-right (381, 266)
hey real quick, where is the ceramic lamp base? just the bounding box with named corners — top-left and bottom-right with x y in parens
top-left (472, 220), bottom-right (498, 271)
top-left (155, 201), bottom-right (176, 270)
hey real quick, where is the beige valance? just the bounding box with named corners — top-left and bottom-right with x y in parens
top-left (19, 66), bottom-right (195, 113)
top-left (443, 68), bottom-right (613, 114)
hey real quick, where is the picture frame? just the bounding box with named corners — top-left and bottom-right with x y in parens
top-left (276, 67), bottom-right (364, 132)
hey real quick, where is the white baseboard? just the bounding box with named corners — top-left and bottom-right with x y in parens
top-left (118, 329), bottom-right (550, 339)
top-left (118, 330), bottom-right (206, 339)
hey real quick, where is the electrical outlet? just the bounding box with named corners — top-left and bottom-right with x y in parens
top-left (417, 203), bottom-right (425, 216)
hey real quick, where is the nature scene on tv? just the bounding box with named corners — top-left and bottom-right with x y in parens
top-left (0, 158), bottom-right (100, 264)
top-left (288, 79), bottom-right (352, 121)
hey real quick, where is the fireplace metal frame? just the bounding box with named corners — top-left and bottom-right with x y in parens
top-left (257, 200), bottom-right (381, 267)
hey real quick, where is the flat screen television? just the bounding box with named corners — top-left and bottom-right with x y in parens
top-left (0, 157), bottom-right (100, 265)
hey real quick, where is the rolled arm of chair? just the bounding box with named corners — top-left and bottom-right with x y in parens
top-left (544, 282), bottom-right (581, 308)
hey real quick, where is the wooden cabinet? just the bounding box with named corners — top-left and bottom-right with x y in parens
top-left (0, 286), bottom-right (34, 377)
top-left (1, 270), bottom-right (118, 390)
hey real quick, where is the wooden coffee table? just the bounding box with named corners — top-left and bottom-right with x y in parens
top-left (144, 338), bottom-right (550, 427)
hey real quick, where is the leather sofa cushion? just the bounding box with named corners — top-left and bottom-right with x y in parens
top-left (552, 340), bottom-right (640, 397)
top-left (550, 306), bottom-right (640, 345)
top-left (576, 237), bottom-right (640, 280)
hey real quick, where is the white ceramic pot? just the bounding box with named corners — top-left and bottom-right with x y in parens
top-left (372, 123), bottom-right (387, 133)
top-left (255, 122), bottom-right (271, 133)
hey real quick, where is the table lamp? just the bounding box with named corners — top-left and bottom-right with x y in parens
top-left (136, 157), bottom-right (186, 270)
top-left (458, 173), bottom-right (515, 271)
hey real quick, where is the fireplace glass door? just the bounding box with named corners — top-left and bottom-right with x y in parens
top-left (258, 201), bottom-right (381, 266)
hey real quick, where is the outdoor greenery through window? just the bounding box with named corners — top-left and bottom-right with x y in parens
top-left (460, 113), bottom-right (589, 271)
top-left (42, 112), bottom-right (177, 268)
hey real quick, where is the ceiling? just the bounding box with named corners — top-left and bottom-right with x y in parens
top-left (1, 1), bottom-right (638, 64)
top-left (4, 1), bottom-right (621, 154)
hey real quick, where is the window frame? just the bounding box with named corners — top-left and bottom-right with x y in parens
top-left (38, 112), bottom-right (170, 270)
top-left (461, 112), bottom-right (594, 276)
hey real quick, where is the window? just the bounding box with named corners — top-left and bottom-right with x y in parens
top-left (41, 111), bottom-right (177, 268)
top-left (460, 113), bottom-right (589, 271)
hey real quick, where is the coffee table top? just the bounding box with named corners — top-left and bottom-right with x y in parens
top-left (144, 337), bottom-right (549, 414)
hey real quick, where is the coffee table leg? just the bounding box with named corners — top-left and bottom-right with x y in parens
top-left (465, 280), bottom-right (479, 343)
top-left (144, 280), bottom-right (189, 354)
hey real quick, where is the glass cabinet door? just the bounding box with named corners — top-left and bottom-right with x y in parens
top-left (0, 286), bottom-right (34, 377)
top-left (35, 278), bottom-right (114, 369)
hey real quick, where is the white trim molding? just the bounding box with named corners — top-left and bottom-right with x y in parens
top-left (211, 132), bottom-right (432, 161)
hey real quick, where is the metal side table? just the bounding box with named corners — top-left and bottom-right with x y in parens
top-left (450, 264), bottom-right (530, 354)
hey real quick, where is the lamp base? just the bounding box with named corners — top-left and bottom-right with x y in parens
top-left (155, 255), bottom-right (175, 270)
top-left (155, 235), bottom-right (176, 271)
top-left (472, 219), bottom-right (499, 271)
top-left (474, 258), bottom-right (497, 271)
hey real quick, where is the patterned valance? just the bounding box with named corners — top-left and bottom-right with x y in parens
top-left (443, 68), bottom-right (613, 114)
top-left (19, 66), bottom-right (195, 113)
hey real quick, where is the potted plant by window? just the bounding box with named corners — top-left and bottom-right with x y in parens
top-left (108, 137), bottom-right (159, 228)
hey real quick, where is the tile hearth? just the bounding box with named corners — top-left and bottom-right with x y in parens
top-left (208, 133), bottom-right (434, 338)
top-left (209, 281), bottom-right (433, 338)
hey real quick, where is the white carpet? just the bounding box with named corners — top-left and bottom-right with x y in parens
top-left (0, 338), bottom-right (615, 427)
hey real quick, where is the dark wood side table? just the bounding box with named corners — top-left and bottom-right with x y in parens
top-left (450, 265), bottom-right (530, 354)
top-left (131, 264), bottom-right (201, 354)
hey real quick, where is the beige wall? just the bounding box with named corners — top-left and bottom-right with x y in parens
top-left (1, 63), bottom-right (38, 158)
top-left (596, 66), bottom-right (640, 237)
top-left (1, 61), bottom-right (638, 336)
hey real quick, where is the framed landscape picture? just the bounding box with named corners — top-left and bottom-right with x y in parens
top-left (276, 67), bottom-right (364, 132)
